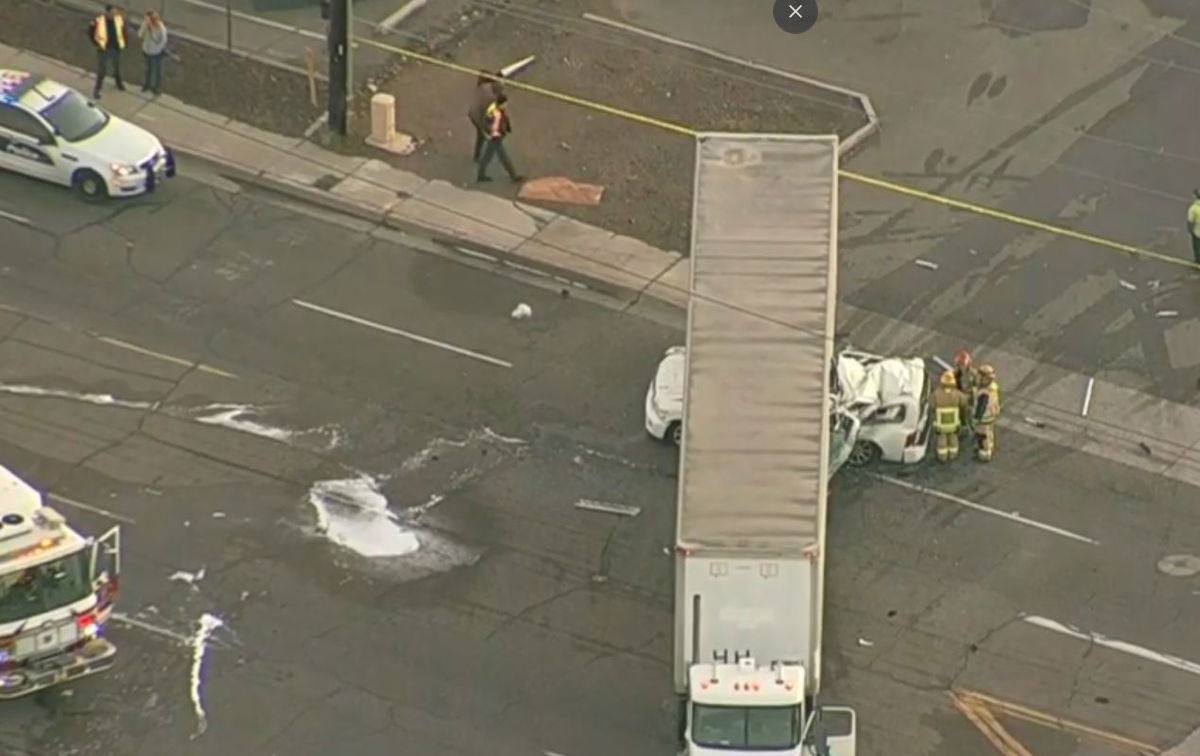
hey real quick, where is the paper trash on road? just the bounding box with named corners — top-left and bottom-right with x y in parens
top-left (1156, 310), bottom-right (1179, 318)
top-left (914, 259), bottom-right (939, 270)
top-left (170, 567), bottom-right (206, 588)
top-left (1023, 415), bottom-right (1047, 428)
top-left (857, 638), bottom-right (874, 647)
top-left (511, 303), bottom-right (532, 319)
top-left (1118, 279), bottom-right (1138, 291)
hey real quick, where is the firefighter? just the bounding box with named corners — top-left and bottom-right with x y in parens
top-left (953, 349), bottom-right (978, 430)
top-left (931, 369), bottom-right (964, 462)
top-left (972, 364), bottom-right (1000, 461)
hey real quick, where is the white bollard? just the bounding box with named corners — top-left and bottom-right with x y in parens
top-left (369, 93), bottom-right (396, 145)
top-left (365, 92), bottom-right (415, 155)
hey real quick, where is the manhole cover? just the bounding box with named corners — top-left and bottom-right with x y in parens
top-left (1158, 554), bottom-right (1200, 577)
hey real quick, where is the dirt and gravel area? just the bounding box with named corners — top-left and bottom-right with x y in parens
top-left (2, 0), bottom-right (325, 137)
top-left (357, 1), bottom-right (868, 253)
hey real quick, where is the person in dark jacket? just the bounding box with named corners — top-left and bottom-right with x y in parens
top-left (467, 70), bottom-right (504, 163)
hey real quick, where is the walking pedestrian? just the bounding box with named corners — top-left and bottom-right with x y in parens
top-left (476, 94), bottom-right (524, 184)
top-left (89, 4), bottom-right (128, 99)
top-left (1188, 189), bottom-right (1200, 265)
top-left (138, 10), bottom-right (169, 95)
top-left (467, 70), bottom-right (504, 163)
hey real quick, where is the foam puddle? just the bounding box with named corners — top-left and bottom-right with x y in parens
top-left (308, 474), bottom-right (419, 558)
top-left (193, 404), bottom-right (298, 443)
top-left (188, 613), bottom-right (224, 739)
top-left (0, 383), bottom-right (158, 410)
top-left (402, 426), bottom-right (527, 471)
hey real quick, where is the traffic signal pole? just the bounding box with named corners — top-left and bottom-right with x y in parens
top-left (325, 0), bottom-right (352, 136)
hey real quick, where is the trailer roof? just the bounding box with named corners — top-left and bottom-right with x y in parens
top-left (676, 134), bottom-right (839, 553)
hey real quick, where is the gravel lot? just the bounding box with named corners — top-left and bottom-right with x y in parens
top-left (360, 1), bottom-right (868, 252)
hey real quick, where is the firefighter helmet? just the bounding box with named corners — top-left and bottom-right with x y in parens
top-left (978, 364), bottom-right (995, 379)
top-left (940, 370), bottom-right (956, 388)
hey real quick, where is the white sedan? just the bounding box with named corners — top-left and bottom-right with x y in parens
top-left (643, 346), bottom-right (861, 475)
top-left (644, 345), bottom-right (930, 469)
top-left (0, 69), bottom-right (174, 200)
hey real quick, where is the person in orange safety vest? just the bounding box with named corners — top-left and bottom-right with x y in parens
top-left (89, 4), bottom-right (128, 99)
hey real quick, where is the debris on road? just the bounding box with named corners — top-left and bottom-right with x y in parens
top-left (1023, 416), bottom-right (1047, 428)
top-left (511, 303), bottom-right (533, 319)
top-left (211, 512), bottom-right (226, 519)
top-left (518, 176), bottom-right (606, 206)
top-left (1081, 377), bottom-right (1095, 417)
top-left (914, 259), bottom-right (939, 270)
top-left (1118, 279), bottom-right (1138, 291)
top-left (188, 613), bottom-right (225, 739)
top-left (500, 54), bottom-right (536, 79)
top-left (968, 248), bottom-right (978, 255)
top-left (170, 567), bottom-right (206, 588)
top-left (574, 499), bottom-right (641, 517)
top-left (1138, 441), bottom-right (1153, 455)
top-left (1156, 310), bottom-right (1179, 318)
top-left (1149, 279), bottom-right (1161, 289)
top-left (857, 638), bottom-right (874, 647)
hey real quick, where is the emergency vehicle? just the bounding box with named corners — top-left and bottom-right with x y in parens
top-left (0, 68), bottom-right (174, 200)
top-left (0, 465), bottom-right (120, 699)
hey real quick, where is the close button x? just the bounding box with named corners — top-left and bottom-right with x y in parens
top-left (789, 4), bottom-right (803, 17)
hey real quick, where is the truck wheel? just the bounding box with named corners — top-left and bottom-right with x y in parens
top-left (668, 422), bottom-right (682, 447)
top-left (72, 170), bottom-right (107, 201)
top-left (847, 440), bottom-right (881, 467)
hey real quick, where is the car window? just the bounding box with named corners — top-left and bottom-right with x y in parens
top-left (0, 103), bottom-right (50, 140)
top-left (866, 404), bottom-right (905, 424)
top-left (39, 91), bottom-right (108, 142)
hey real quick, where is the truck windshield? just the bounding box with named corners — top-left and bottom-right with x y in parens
top-left (0, 550), bottom-right (91, 624)
top-left (692, 703), bottom-right (802, 750)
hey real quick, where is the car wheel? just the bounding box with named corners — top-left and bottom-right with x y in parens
top-left (72, 170), bottom-right (107, 201)
top-left (668, 422), bottom-right (682, 447)
top-left (847, 440), bottom-right (881, 467)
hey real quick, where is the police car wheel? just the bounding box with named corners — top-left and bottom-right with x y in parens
top-left (72, 170), bottom-right (107, 201)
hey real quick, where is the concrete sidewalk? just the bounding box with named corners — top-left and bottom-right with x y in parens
top-left (6, 42), bottom-right (1200, 493)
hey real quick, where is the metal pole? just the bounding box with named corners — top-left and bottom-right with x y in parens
top-left (327, 0), bottom-right (348, 135)
top-left (225, 0), bottom-right (232, 53)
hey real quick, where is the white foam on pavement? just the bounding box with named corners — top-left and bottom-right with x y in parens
top-left (308, 474), bottom-right (420, 557)
top-left (401, 426), bottom-right (527, 471)
top-left (188, 613), bottom-right (224, 739)
top-left (0, 383), bottom-right (158, 410)
top-left (169, 567), bottom-right (206, 589)
top-left (192, 404), bottom-right (298, 443)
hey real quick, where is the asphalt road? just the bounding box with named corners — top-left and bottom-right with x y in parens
top-left (0, 161), bottom-right (683, 756)
top-left (3, 156), bottom-right (1199, 756)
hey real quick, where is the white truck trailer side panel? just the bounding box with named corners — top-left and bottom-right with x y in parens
top-left (674, 554), bottom-right (818, 693)
top-left (676, 134), bottom-right (839, 554)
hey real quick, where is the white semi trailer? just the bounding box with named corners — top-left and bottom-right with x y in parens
top-left (673, 134), bottom-right (856, 756)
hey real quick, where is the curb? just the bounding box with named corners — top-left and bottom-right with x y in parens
top-left (580, 14), bottom-right (880, 158)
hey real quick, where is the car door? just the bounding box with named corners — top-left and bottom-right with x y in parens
top-left (0, 102), bottom-right (60, 183)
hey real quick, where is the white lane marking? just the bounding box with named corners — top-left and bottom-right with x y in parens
top-left (48, 492), bottom-right (137, 525)
top-left (1022, 615), bottom-right (1200, 677)
top-left (1082, 376), bottom-right (1095, 417)
top-left (111, 612), bottom-right (191, 644)
top-left (874, 475), bottom-right (1099, 545)
top-left (291, 299), bottom-right (514, 369)
top-left (0, 208), bottom-right (31, 226)
top-left (97, 336), bottom-right (239, 379)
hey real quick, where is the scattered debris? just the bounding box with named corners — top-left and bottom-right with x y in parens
top-left (1138, 441), bottom-right (1152, 455)
top-left (1118, 279), bottom-right (1137, 291)
top-left (211, 512), bottom-right (226, 519)
top-left (574, 499), bottom-right (641, 517)
top-left (1023, 416), bottom-right (1047, 428)
top-left (1149, 279), bottom-right (1161, 289)
top-left (1156, 310), bottom-right (1179, 318)
top-left (184, 520), bottom-right (191, 528)
top-left (0, 383), bottom-right (158, 411)
top-left (239, 591), bottom-right (251, 602)
top-left (60, 689), bottom-right (74, 697)
top-left (188, 613), bottom-right (224, 739)
top-left (511, 303), bottom-right (532, 319)
top-left (192, 404), bottom-right (297, 443)
top-left (500, 54), bottom-right (537, 78)
top-left (914, 259), bottom-right (939, 270)
top-left (558, 141), bottom-right (572, 151)
top-left (518, 176), bottom-right (606, 206)
top-left (573, 455), bottom-right (583, 464)
top-left (857, 638), bottom-right (875, 647)
top-left (145, 488), bottom-right (163, 496)
top-left (662, 547), bottom-right (671, 555)
top-left (1081, 377), bottom-right (1095, 417)
top-left (968, 248), bottom-right (978, 255)
top-left (170, 567), bottom-right (206, 588)
top-left (591, 574), bottom-right (608, 584)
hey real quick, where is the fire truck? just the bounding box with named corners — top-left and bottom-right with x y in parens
top-left (0, 465), bottom-right (120, 698)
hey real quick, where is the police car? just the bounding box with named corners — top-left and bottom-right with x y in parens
top-left (0, 69), bottom-right (174, 200)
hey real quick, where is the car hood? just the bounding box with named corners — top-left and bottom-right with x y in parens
top-left (75, 114), bottom-right (161, 165)
top-left (834, 352), bottom-right (925, 410)
top-left (652, 348), bottom-right (686, 413)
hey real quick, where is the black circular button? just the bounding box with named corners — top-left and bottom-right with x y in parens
top-left (773, 0), bottom-right (819, 34)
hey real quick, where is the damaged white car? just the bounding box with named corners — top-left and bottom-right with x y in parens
top-left (832, 348), bottom-right (931, 467)
top-left (643, 346), bottom-right (862, 476)
top-left (644, 346), bottom-right (929, 470)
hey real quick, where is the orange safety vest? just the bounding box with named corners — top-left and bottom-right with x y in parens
top-left (484, 102), bottom-right (505, 137)
top-left (974, 381), bottom-right (1000, 425)
top-left (93, 13), bottom-right (126, 50)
